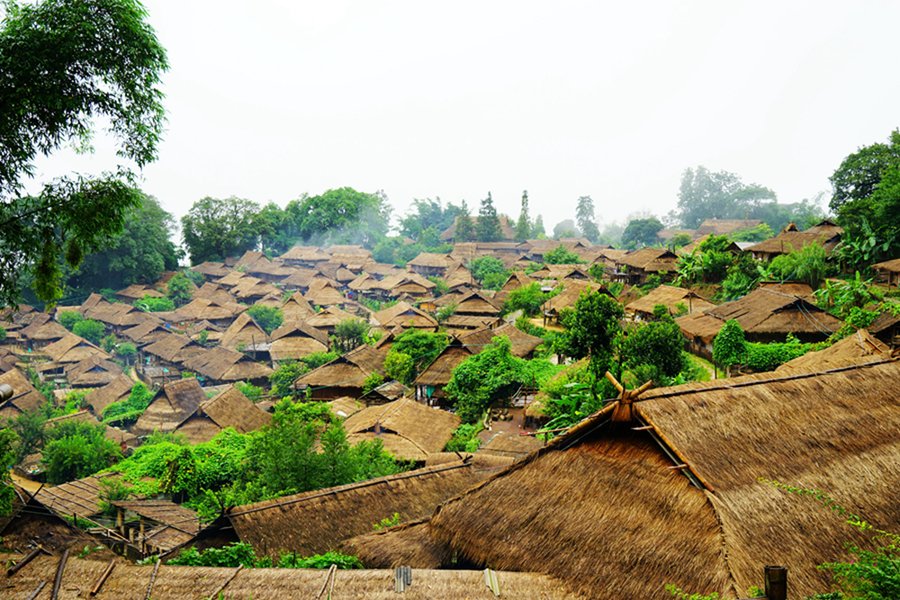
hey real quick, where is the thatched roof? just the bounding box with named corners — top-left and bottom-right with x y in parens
top-left (775, 329), bottom-right (891, 373)
top-left (131, 378), bottom-right (208, 437)
top-left (142, 333), bottom-right (207, 364)
top-left (43, 333), bottom-right (110, 363)
top-left (745, 230), bottom-right (840, 256)
top-left (218, 312), bottom-right (268, 350)
top-left (175, 385), bottom-right (272, 444)
top-left (193, 282), bottom-right (237, 305)
top-left (343, 399), bottom-right (460, 461)
top-left (871, 257), bottom-right (900, 274)
top-left (694, 218), bottom-right (763, 237)
top-left (305, 304), bottom-right (355, 329)
top-left (477, 431), bottom-right (545, 459)
top-left (459, 322), bottom-right (543, 358)
top-left (619, 247), bottom-right (678, 270)
top-left (371, 301), bottom-right (438, 329)
top-left (281, 291), bottom-right (315, 321)
top-left (408, 252), bottom-right (453, 269)
top-left (226, 459), bottom-right (496, 560)
top-left (182, 347), bottom-right (275, 383)
top-left (676, 287), bottom-right (843, 343)
top-left (84, 374), bottom-right (134, 415)
top-left (280, 245), bottom-right (331, 262)
top-left (0, 554), bottom-right (576, 599)
top-left (341, 518), bottom-right (451, 568)
top-left (431, 359), bottom-right (900, 600)
top-left (527, 264), bottom-right (590, 280)
top-left (34, 471), bottom-right (129, 517)
top-left (172, 298), bottom-right (247, 323)
top-left (191, 261), bottom-right (231, 278)
top-left (121, 320), bottom-right (170, 345)
top-left (268, 321), bottom-right (329, 362)
top-left (0, 368), bottom-right (46, 418)
top-left (626, 285), bottom-right (716, 317)
top-left (111, 499), bottom-right (199, 532)
top-left (454, 290), bottom-right (500, 315)
top-left (19, 313), bottom-right (68, 342)
top-left (63, 355), bottom-right (124, 387)
top-left (328, 396), bottom-right (364, 418)
top-left (540, 280), bottom-right (610, 314)
top-left (115, 283), bottom-right (165, 300)
top-left (295, 344), bottom-right (389, 391)
top-left (305, 279), bottom-right (346, 306)
top-left (361, 379), bottom-right (411, 404)
top-left (414, 343), bottom-right (472, 388)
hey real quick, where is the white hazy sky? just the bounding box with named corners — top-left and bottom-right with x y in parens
top-left (29, 0), bottom-right (900, 236)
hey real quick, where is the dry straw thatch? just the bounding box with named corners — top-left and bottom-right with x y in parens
top-left (174, 385), bottom-right (272, 444)
top-left (225, 460), bottom-right (500, 560)
top-left (343, 398), bottom-right (461, 461)
top-left (460, 321), bottom-right (543, 358)
top-left (182, 346), bottom-right (274, 383)
top-left (0, 368), bottom-right (46, 420)
top-left (43, 333), bottom-right (109, 363)
top-left (63, 356), bottom-right (124, 387)
top-left (775, 328), bottom-right (890, 373)
top-left (218, 312), bottom-right (267, 350)
top-left (0, 554), bottom-right (577, 600)
top-left (131, 378), bottom-right (208, 437)
top-left (340, 518), bottom-right (451, 568)
top-left (625, 284), bottom-right (715, 317)
top-left (371, 301), bottom-right (438, 329)
top-left (34, 471), bottom-right (129, 518)
top-left (430, 359), bottom-right (900, 600)
top-left (84, 374), bottom-right (134, 415)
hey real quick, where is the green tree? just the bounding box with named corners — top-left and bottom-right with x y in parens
top-left (118, 342), bottom-right (137, 364)
top-left (470, 256), bottom-right (507, 283)
top-left (444, 336), bottom-right (523, 423)
top-left (246, 305), bottom-right (284, 335)
top-left (8, 410), bottom-right (46, 466)
top-left (269, 360), bottom-right (307, 396)
top-left (829, 130), bottom-right (900, 225)
top-left (167, 272), bottom-right (194, 307)
top-left (515, 190), bottom-right (531, 242)
top-left (72, 319), bottom-right (105, 344)
top-left (768, 241), bottom-right (833, 290)
top-left (58, 311), bottom-right (84, 331)
top-left (294, 187), bottom-right (391, 248)
top-left (713, 319), bottom-right (746, 376)
top-left (181, 196), bottom-right (261, 265)
top-left (134, 294), bottom-right (174, 312)
top-left (676, 166), bottom-right (777, 229)
top-left (386, 329), bottom-right (448, 382)
top-left (621, 218), bottom-right (664, 248)
top-left (575, 196), bottom-right (600, 243)
top-left (503, 282), bottom-right (553, 317)
top-left (454, 201), bottom-right (475, 242)
top-left (0, 0), bottom-right (168, 308)
top-left (398, 197), bottom-right (461, 240)
top-left (0, 428), bottom-right (17, 514)
top-left (619, 311), bottom-right (686, 381)
top-left (532, 214), bottom-right (546, 238)
top-left (552, 219), bottom-right (579, 239)
top-left (332, 318), bottom-right (370, 353)
top-left (65, 195), bottom-right (179, 296)
top-left (42, 421), bottom-right (122, 484)
top-left (544, 244), bottom-right (583, 264)
top-left (476, 192), bottom-right (502, 242)
top-left (557, 290), bottom-right (624, 394)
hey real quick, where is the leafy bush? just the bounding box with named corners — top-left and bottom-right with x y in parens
top-left (42, 421), bottom-right (122, 484)
top-left (166, 272), bottom-right (194, 307)
top-left (503, 282), bottom-right (557, 317)
top-left (470, 256), bottom-right (507, 283)
top-left (544, 244), bottom-right (583, 264)
top-left (72, 319), bottom-right (105, 344)
top-left (59, 311), bottom-right (84, 331)
top-left (269, 360), bottom-right (307, 396)
top-left (620, 314), bottom-right (686, 380)
top-left (743, 339), bottom-right (813, 372)
top-left (362, 372), bottom-right (384, 394)
top-left (384, 351), bottom-right (414, 385)
top-left (102, 382), bottom-right (154, 425)
top-left (168, 542), bottom-right (362, 569)
top-left (331, 317), bottom-right (369, 353)
top-left (444, 424), bottom-right (482, 452)
top-left (713, 320), bottom-right (747, 370)
top-left (235, 380), bottom-right (266, 400)
top-left (134, 294), bottom-right (174, 312)
top-left (385, 330), bottom-right (448, 383)
top-left (246, 305), bottom-right (284, 335)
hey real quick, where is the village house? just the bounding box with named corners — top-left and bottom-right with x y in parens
top-left (174, 385), bottom-right (272, 444)
top-left (268, 320), bottom-right (330, 364)
top-left (625, 284), bottom-right (716, 320)
top-left (182, 347), bottom-right (274, 387)
top-left (745, 222), bottom-right (841, 261)
top-left (407, 252), bottom-right (454, 277)
top-left (614, 248), bottom-right (679, 286)
top-left (84, 373), bottom-right (135, 416)
top-left (294, 343), bottom-right (389, 400)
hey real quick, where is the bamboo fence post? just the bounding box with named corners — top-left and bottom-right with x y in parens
top-left (50, 549), bottom-right (69, 600)
top-left (90, 561), bottom-right (116, 597)
top-left (144, 559), bottom-right (161, 600)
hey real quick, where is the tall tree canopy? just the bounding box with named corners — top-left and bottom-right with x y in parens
top-left (181, 197), bottom-right (261, 265)
top-left (621, 218), bottom-right (663, 248)
top-left (398, 198), bottom-right (461, 241)
top-left (66, 195), bottom-right (178, 294)
top-left (454, 201), bottom-right (475, 242)
top-left (294, 187), bottom-right (391, 248)
top-left (675, 166), bottom-right (777, 229)
top-left (476, 192), bottom-right (502, 242)
top-left (575, 196), bottom-right (600, 243)
top-left (515, 190), bottom-right (531, 242)
top-left (0, 0), bottom-right (168, 307)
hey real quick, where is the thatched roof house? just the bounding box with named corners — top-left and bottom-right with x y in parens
top-left (193, 281), bottom-right (238, 305)
top-left (34, 471), bottom-right (130, 518)
top-left (141, 333), bottom-right (207, 368)
top-left (304, 278), bottom-right (346, 307)
top-left (427, 360), bottom-right (900, 599)
top-left (191, 261), bottom-right (231, 280)
top-left (174, 385), bottom-right (272, 444)
top-left (0, 368), bottom-right (47, 421)
top-left (676, 287), bottom-right (843, 349)
top-left (376, 272), bottom-right (436, 299)
top-left (63, 355), bottom-right (124, 387)
top-left (0, 554), bottom-right (575, 600)
top-left (745, 224), bottom-right (841, 261)
top-left (625, 284), bottom-right (716, 319)
top-left (615, 248), bottom-right (678, 285)
top-left (268, 320), bottom-right (329, 362)
top-left (407, 252), bottom-right (453, 277)
top-left (223, 459), bottom-right (492, 561)
top-left (84, 374), bottom-right (134, 415)
top-left (694, 218), bottom-right (763, 237)
top-left (527, 264), bottom-right (590, 280)
top-left (775, 328), bottom-right (891, 373)
top-left (342, 399), bottom-right (460, 461)
top-left (171, 298), bottom-right (247, 327)
top-left (45, 409), bottom-right (135, 445)
top-left (218, 312), bottom-right (268, 350)
top-left (370, 301), bottom-right (438, 330)
top-left (280, 291), bottom-right (315, 322)
top-left (413, 340), bottom-right (472, 405)
top-left (360, 379), bottom-right (410, 406)
top-left (459, 321), bottom-right (543, 359)
top-left (869, 310), bottom-right (900, 347)
top-left (115, 283), bottom-right (165, 302)
top-left (182, 347), bottom-right (274, 386)
top-left (280, 245), bottom-right (331, 266)
top-left (132, 378), bottom-right (208, 437)
top-left (111, 499), bottom-right (200, 555)
top-left (493, 270), bottom-right (534, 306)
top-left (540, 279), bottom-right (611, 325)
top-left (43, 333), bottom-right (110, 364)
top-left (872, 257), bottom-right (900, 289)
top-left (121, 320), bottom-right (170, 346)
top-left (304, 304), bottom-right (355, 335)
top-left (294, 343), bottom-right (388, 400)
top-left (19, 313), bottom-right (68, 347)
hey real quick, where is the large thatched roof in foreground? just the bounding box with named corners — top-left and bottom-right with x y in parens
top-left (0, 554), bottom-right (576, 600)
top-left (428, 359), bottom-right (900, 600)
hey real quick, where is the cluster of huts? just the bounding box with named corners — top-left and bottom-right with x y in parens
top-left (1, 217), bottom-right (900, 598)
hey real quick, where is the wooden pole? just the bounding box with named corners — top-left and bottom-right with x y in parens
top-left (765, 566), bottom-right (787, 600)
top-left (50, 549), bottom-right (69, 600)
top-left (25, 581), bottom-right (46, 600)
top-left (144, 559), bottom-right (161, 600)
top-left (89, 561), bottom-right (116, 597)
top-left (207, 564), bottom-right (243, 599)
top-left (7, 547), bottom-right (43, 576)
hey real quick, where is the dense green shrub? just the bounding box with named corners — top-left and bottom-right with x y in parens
top-left (102, 382), bottom-right (154, 425)
top-left (42, 421), bottom-right (122, 484)
top-left (134, 294), bottom-right (174, 312)
top-left (168, 542), bottom-right (362, 569)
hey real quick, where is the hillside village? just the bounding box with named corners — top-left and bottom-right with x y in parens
top-left (0, 210), bottom-right (899, 599)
